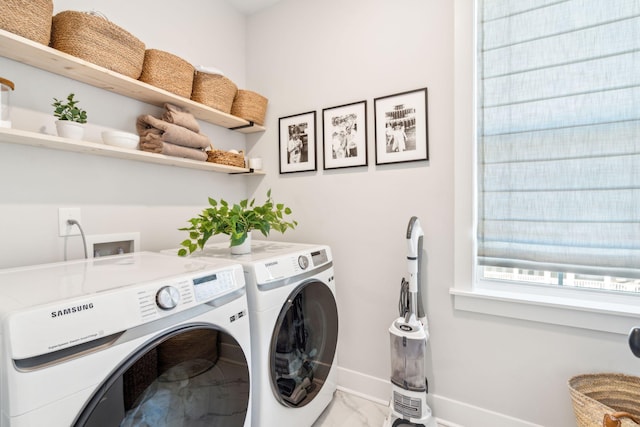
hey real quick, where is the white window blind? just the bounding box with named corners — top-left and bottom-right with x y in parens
top-left (477, 0), bottom-right (640, 278)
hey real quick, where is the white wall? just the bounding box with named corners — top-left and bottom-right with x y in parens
top-left (243, 0), bottom-right (454, 409)
top-left (0, 0), bottom-right (251, 268)
top-left (244, 1), bottom-right (640, 426)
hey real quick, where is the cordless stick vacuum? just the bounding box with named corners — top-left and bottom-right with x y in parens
top-left (383, 216), bottom-right (437, 427)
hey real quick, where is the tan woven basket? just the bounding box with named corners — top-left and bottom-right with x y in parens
top-left (569, 373), bottom-right (640, 427)
top-left (207, 149), bottom-right (245, 168)
top-left (50, 11), bottom-right (145, 79)
top-left (139, 49), bottom-right (194, 98)
top-left (0, 0), bottom-right (53, 45)
top-left (231, 89), bottom-right (268, 126)
top-left (191, 72), bottom-right (237, 113)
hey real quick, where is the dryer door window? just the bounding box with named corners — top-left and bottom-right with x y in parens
top-left (74, 326), bottom-right (250, 426)
top-left (270, 279), bottom-right (338, 407)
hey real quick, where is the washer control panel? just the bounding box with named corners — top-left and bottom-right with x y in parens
top-left (192, 270), bottom-right (236, 302)
top-left (137, 268), bottom-right (239, 321)
top-left (298, 255), bottom-right (309, 270)
top-left (156, 286), bottom-right (180, 310)
top-left (6, 259), bottom-right (245, 360)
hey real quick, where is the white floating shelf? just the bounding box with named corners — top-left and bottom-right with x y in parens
top-left (0, 29), bottom-right (265, 134)
top-left (0, 127), bottom-right (264, 175)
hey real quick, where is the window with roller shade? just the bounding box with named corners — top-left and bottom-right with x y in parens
top-left (476, 0), bottom-right (640, 293)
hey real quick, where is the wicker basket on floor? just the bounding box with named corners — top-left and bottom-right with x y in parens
top-left (569, 373), bottom-right (640, 427)
top-left (207, 149), bottom-right (245, 168)
top-left (50, 11), bottom-right (145, 79)
top-left (191, 72), bottom-right (237, 113)
top-left (231, 89), bottom-right (268, 126)
top-left (0, 0), bottom-right (53, 45)
top-left (139, 49), bottom-right (194, 98)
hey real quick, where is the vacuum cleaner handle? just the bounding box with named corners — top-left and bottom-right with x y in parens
top-left (406, 216), bottom-right (424, 317)
top-left (406, 216), bottom-right (423, 260)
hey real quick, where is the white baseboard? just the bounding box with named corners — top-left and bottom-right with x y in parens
top-left (336, 366), bottom-right (389, 405)
top-left (432, 394), bottom-right (543, 427)
top-left (336, 367), bottom-right (542, 427)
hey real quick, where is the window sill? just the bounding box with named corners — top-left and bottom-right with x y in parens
top-left (450, 284), bottom-right (640, 335)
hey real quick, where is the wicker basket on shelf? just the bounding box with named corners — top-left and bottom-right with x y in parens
top-left (569, 373), bottom-right (640, 427)
top-left (207, 148), bottom-right (245, 168)
top-left (0, 0), bottom-right (53, 45)
top-left (191, 72), bottom-right (237, 113)
top-left (231, 89), bottom-right (268, 126)
top-left (50, 11), bottom-right (145, 79)
top-left (138, 49), bottom-right (194, 98)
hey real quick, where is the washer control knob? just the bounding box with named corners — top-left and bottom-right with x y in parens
top-left (156, 286), bottom-right (180, 310)
top-left (298, 255), bottom-right (309, 270)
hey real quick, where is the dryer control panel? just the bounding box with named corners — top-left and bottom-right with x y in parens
top-left (253, 247), bottom-right (331, 286)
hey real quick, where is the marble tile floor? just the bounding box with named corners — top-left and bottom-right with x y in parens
top-left (312, 389), bottom-right (388, 427)
top-left (313, 390), bottom-right (456, 427)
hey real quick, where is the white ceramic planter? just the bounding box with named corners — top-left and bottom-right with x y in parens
top-left (230, 233), bottom-right (251, 255)
top-left (55, 120), bottom-right (85, 140)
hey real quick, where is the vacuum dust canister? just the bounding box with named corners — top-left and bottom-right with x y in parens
top-left (0, 78), bottom-right (15, 128)
top-left (389, 318), bottom-right (427, 392)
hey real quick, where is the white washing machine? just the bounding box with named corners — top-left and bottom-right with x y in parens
top-left (163, 240), bottom-right (338, 427)
top-left (0, 251), bottom-right (252, 427)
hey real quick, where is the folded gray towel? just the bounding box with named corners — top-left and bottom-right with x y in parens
top-left (162, 103), bottom-right (200, 133)
top-left (139, 133), bottom-right (208, 161)
top-left (136, 114), bottom-right (210, 149)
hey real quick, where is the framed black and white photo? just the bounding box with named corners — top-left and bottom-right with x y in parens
top-left (322, 100), bottom-right (368, 170)
top-left (374, 88), bottom-right (428, 165)
top-left (279, 111), bottom-right (317, 174)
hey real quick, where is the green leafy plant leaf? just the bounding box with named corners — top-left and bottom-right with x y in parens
top-left (177, 189), bottom-right (297, 256)
top-left (52, 93), bottom-right (88, 124)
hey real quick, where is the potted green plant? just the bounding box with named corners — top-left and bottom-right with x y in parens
top-left (52, 93), bottom-right (88, 140)
top-left (178, 189), bottom-right (298, 256)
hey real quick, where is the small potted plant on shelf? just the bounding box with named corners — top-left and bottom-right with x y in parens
top-left (52, 93), bottom-right (88, 140)
top-left (178, 189), bottom-right (298, 256)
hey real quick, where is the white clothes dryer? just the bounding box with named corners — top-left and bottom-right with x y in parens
top-left (0, 252), bottom-right (252, 427)
top-left (163, 240), bottom-right (338, 427)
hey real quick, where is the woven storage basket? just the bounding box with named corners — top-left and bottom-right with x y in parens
top-left (50, 11), bottom-right (145, 79)
top-left (569, 373), bottom-right (640, 427)
top-left (139, 49), bottom-right (194, 98)
top-left (191, 72), bottom-right (237, 113)
top-left (207, 149), bottom-right (245, 168)
top-left (0, 0), bottom-right (53, 45)
top-left (231, 90), bottom-right (268, 126)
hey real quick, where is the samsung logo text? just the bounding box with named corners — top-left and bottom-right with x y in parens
top-left (51, 303), bottom-right (94, 318)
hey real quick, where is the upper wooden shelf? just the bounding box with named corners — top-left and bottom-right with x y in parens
top-left (0, 29), bottom-right (265, 134)
top-left (0, 127), bottom-right (265, 175)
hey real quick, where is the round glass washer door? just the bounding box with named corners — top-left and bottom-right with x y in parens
top-left (74, 325), bottom-right (250, 426)
top-left (270, 279), bottom-right (338, 407)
